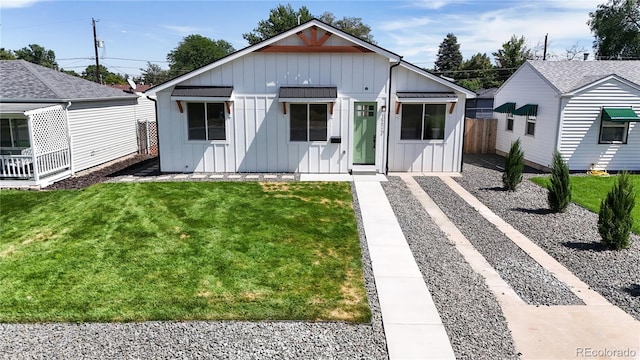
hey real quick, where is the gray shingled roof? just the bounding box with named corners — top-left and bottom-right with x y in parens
top-left (0, 60), bottom-right (137, 101)
top-left (171, 86), bottom-right (233, 97)
top-left (279, 86), bottom-right (337, 99)
top-left (527, 60), bottom-right (640, 94)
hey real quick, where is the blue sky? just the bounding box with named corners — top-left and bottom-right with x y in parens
top-left (1, 0), bottom-right (603, 77)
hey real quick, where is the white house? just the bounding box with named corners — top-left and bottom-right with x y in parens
top-left (0, 60), bottom-right (152, 187)
top-left (146, 19), bottom-right (475, 175)
top-left (493, 60), bottom-right (639, 171)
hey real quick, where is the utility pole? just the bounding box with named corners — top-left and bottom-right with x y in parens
top-left (92, 18), bottom-right (100, 83)
top-left (543, 33), bottom-right (548, 61)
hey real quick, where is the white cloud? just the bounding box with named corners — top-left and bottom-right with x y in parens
top-left (0, 0), bottom-right (42, 9)
top-left (162, 25), bottom-right (200, 35)
top-left (376, 0), bottom-right (599, 67)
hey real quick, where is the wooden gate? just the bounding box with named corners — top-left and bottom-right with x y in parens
top-left (463, 118), bottom-right (496, 154)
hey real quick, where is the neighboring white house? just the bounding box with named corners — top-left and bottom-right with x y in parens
top-left (0, 60), bottom-right (151, 187)
top-left (146, 19), bottom-right (475, 175)
top-left (493, 60), bottom-right (639, 171)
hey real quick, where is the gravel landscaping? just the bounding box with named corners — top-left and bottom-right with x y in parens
top-left (415, 176), bottom-right (583, 306)
top-left (455, 154), bottom-right (640, 320)
top-left (382, 177), bottom-right (518, 360)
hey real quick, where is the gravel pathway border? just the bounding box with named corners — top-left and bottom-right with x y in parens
top-left (456, 154), bottom-right (640, 320)
top-left (382, 176), bottom-right (519, 359)
top-left (415, 176), bottom-right (583, 306)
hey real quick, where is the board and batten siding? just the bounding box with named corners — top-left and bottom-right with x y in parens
top-left (157, 51), bottom-right (391, 173)
top-left (494, 64), bottom-right (561, 168)
top-left (67, 99), bottom-right (138, 172)
top-left (559, 79), bottom-right (640, 171)
top-left (387, 65), bottom-right (467, 172)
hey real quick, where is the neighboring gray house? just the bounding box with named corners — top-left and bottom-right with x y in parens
top-left (493, 60), bottom-right (639, 171)
top-left (146, 19), bottom-right (475, 175)
top-left (465, 88), bottom-right (496, 119)
top-left (0, 60), bottom-right (148, 187)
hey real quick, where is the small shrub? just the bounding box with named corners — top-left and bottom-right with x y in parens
top-left (598, 171), bottom-right (636, 250)
top-left (547, 150), bottom-right (572, 212)
top-left (503, 139), bottom-right (524, 191)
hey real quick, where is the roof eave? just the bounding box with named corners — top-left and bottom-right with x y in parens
top-left (560, 74), bottom-right (640, 97)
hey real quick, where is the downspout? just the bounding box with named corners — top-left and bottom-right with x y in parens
top-left (65, 101), bottom-right (74, 175)
top-left (385, 56), bottom-right (403, 174)
top-left (146, 95), bottom-right (160, 171)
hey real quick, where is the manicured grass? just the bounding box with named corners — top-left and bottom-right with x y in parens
top-left (530, 174), bottom-right (640, 234)
top-left (0, 182), bottom-right (370, 323)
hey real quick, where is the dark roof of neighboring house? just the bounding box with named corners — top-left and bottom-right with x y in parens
top-left (475, 88), bottom-right (497, 98)
top-left (527, 60), bottom-right (640, 93)
top-left (109, 84), bottom-right (153, 93)
top-left (0, 60), bottom-right (137, 101)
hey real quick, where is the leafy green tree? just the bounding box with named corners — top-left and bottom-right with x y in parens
top-left (243, 4), bottom-right (313, 45)
top-left (547, 151), bottom-right (572, 213)
top-left (588, 0), bottom-right (640, 59)
top-left (14, 44), bottom-right (57, 68)
top-left (0, 48), bottom-right (15, 60)
top-left (434, 33), bottom-right (463, 79)
top-left (493, 35), bottom-right (533, 81)
top-left (598, 171), bottom-right (636, 249)
top-left (503, 138), bottom-right (524, 191)
top-left (81, 65), bottom-right (127, 85)
top-left (167, 35), bottom-right (235, 76)
top-left (140, 62), bottom-right (170, 85)
top-left (319, 12), bottom-right (375, 43)
top-left (457, 52), bottom-right (496, 90)
top-left (60, 69), bottom-right (80, 77)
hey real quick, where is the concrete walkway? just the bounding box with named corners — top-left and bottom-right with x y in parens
top-left (398, 174), bottom-right (640, 360)
top-left (355, 181), bottom-right (456, 360)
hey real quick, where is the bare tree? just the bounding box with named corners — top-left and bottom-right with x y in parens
top-left (564, 43), bottom-right (588, 61)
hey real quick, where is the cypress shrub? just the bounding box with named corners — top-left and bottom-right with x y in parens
top-left (598, 171), bottom-right (636, 250)
top-left (503, 139), bottom-right (524, 191)
top-left (547, 150), bottom-right (572, 212)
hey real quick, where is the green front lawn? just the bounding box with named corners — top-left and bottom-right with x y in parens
top-left (530, 174), bottom-right (640, 234)
top-left (0, 182), bottom-right (370, 323)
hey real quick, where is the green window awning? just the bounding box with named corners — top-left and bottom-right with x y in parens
top-left (602, 107), bottom-right (639, 122)
top-left (513, 104), bottom-right (538, 116)
top-left (493, 102), bottom-right (516, 113)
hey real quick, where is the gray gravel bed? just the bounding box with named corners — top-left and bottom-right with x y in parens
top-left (416, 176), bottom-right (583, 306)
top-left (0, 183), bottom-right (387, 360)
top-left (382, 177), bottom-right (518, 360)
top-left (456, 154), bottom-right (640, 320)
top-left (0, 321), bottom-right (383, 360)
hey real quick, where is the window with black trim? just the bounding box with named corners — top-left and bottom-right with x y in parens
top-left (525, 115), bottom-right (536, 136)
top-left (506, 114), bottom-right (514, 131)
top-left (400, 104), bottom-right (446, 140)
top-left (290, 103), bottom-right (328, 142)
top-left (599, 120), bottom-right (628, 143)
top-left (187, 102), bottom-right (226, 141)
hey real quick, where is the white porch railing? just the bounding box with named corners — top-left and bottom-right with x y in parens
top-left (36, 148), bottom-right (71, 177)
top-left (0, 154), bottom-right (34, 179)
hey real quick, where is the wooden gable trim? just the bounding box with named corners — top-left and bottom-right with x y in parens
top-left (449, 102), bottom-right (456, 114)
top-left (258, 25), bottom-right (371, 53)
top-left (176, 100), bottom-right (183, 113)
top-left (257, 45), bottom-right (372, 53)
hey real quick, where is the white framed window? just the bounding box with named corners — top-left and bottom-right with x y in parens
top-left (186, 102), bottom-right (226, 141)
top-left (290, 103), bottom-right (328, 142)
top-left (599, 120), bottom-right (628, 144)
top-left (525, 115), bottom-right (536, 136)
top-left (400, 103), bottom-right (446, 140)
top-left (506, 114), bottom-right (514, 131)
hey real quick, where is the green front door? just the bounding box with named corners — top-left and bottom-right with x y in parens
top-left (353, 102), bottom-right (377, 165)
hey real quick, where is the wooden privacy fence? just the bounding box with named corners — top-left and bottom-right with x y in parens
top-left (464, 117), bottom-right (497, 154)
